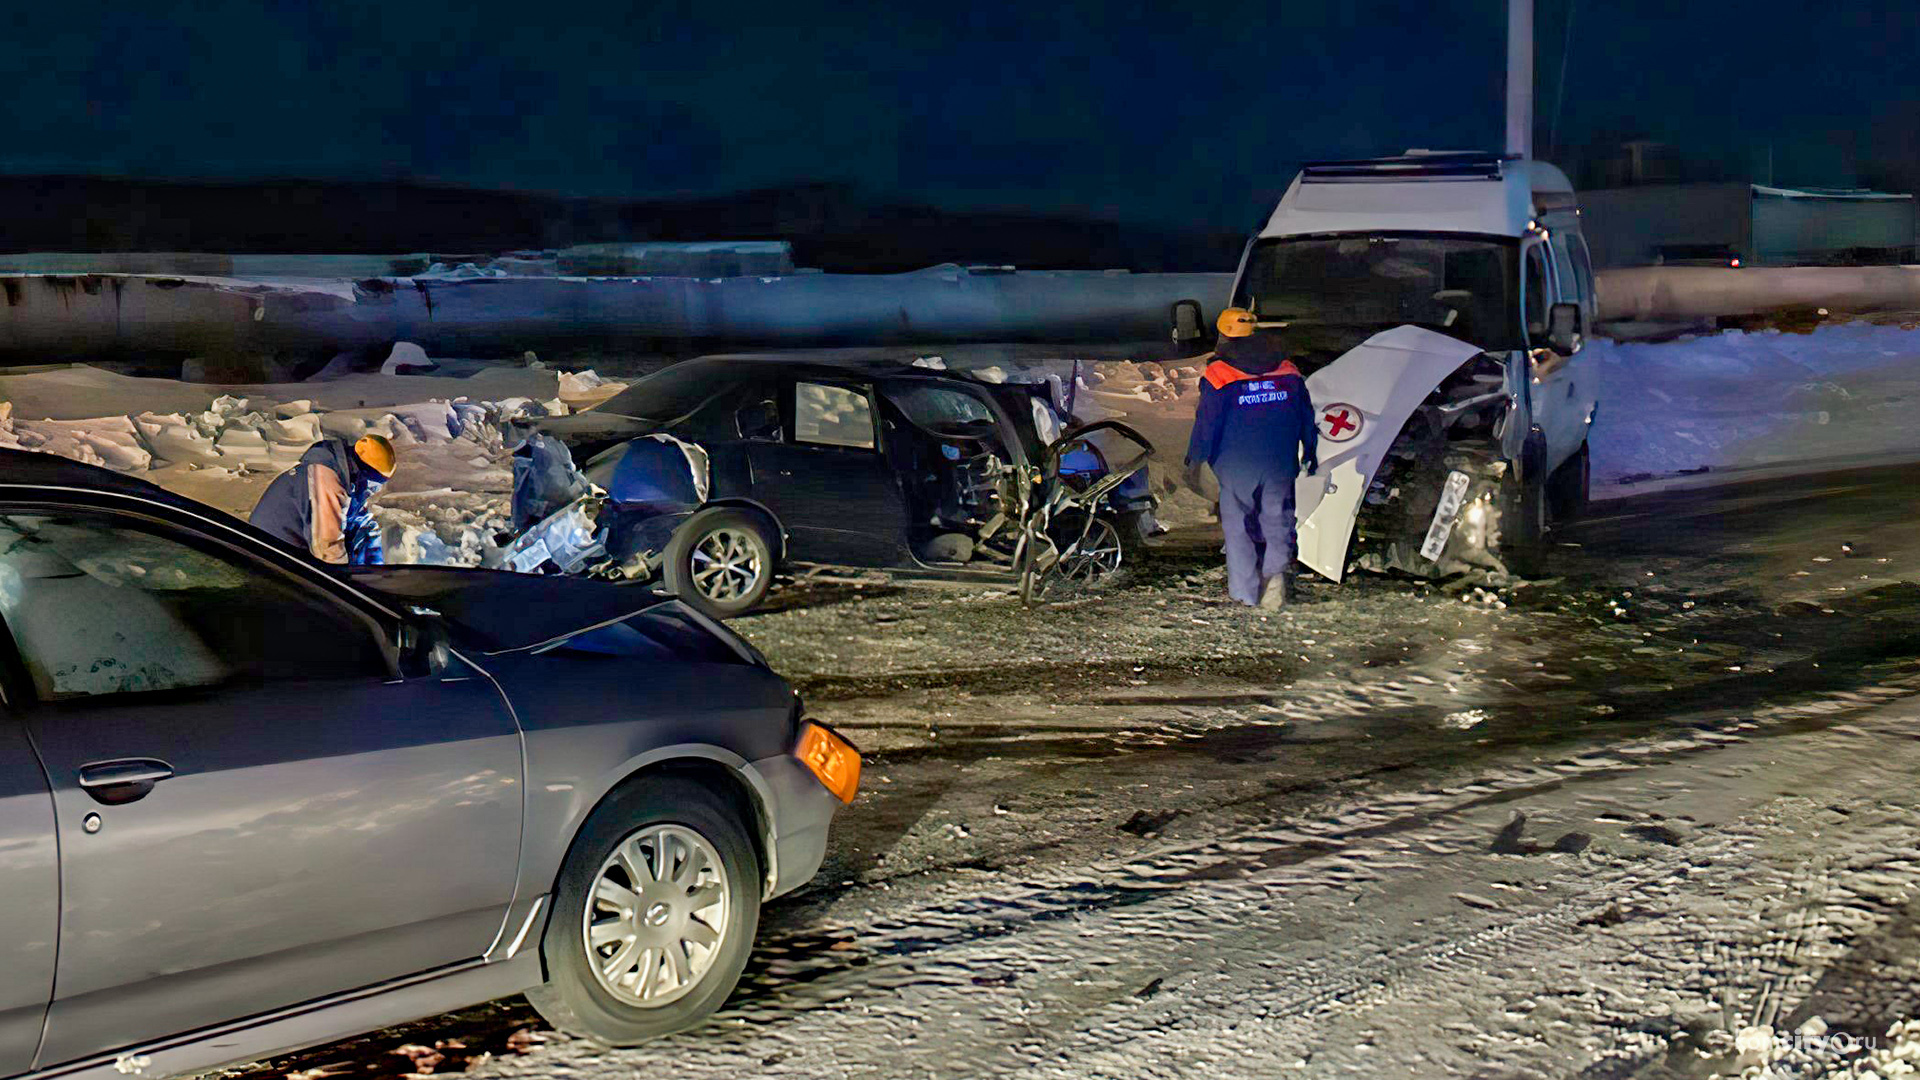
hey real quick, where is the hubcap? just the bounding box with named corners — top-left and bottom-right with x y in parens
top-left (690, 528), bottom-right (764, 603)
top-left (583, 824), bottom-right (731, 1008)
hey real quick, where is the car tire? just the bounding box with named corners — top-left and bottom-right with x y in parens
top-left (1546, 441), bottom-right (1591, 523)
top-left (527, 777), bottom-right (762, 1047)
top-left (663, 508), bottom-right (776, 619)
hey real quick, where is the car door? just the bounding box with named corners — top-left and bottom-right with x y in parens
top-left (0, 504), bottom-right (523, 1068)
top-left (1520, 236), bottom-right (1580, 468)
top-left (0, 717), bottom-right (57, 1077)
top-left (744, 377), bottom-right (909, 567)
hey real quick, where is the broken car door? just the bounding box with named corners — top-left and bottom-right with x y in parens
top-left (3, 506), bottom-right (523, 1068)
top-left (745, 379), bottom-right (909, 567)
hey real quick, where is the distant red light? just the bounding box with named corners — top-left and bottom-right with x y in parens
top-left (1730, 258), bottom-right (1742, 267)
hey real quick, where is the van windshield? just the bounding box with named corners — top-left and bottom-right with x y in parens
top-left (1233, 233), bottom-right (1522, 354)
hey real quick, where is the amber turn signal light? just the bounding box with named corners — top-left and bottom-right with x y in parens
top-left (795, 721), bottom-right (861, 804)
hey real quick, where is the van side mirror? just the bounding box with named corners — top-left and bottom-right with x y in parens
top-left (1169, 299), bottom-right (1205, 357)
top-left (1170, 299), bottom-right (1203, 342)
top-left (1546, 302), bottom-right (1581, 357)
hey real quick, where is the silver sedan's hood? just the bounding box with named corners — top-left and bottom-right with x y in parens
top-left (342, 565), bottom-right (671, 652)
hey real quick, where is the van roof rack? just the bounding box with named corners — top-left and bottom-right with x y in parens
top-left (1300, 152), bottom-right (1508, 183)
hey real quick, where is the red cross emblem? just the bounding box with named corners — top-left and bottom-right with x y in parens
top-left (1321, 404), bottom-right (1362, 442)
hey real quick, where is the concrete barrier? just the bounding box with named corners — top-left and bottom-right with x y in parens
top-left (0, 266), bottom-right (1235, 363)
top-left (21, 262), bottom-right (1918, 369)
top-left (1596, 265), bottom-right (1920, 322)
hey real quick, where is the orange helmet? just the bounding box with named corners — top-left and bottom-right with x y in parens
top-left (1216, 307), bottom-right (1257, 338)
top-left (353, 434), bottom-right (396, 479)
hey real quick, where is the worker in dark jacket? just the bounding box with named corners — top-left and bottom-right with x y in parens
top-left (1184, 308), bottom-right (1319, 608)
top-left (250, 434), bottom-right (395, 565)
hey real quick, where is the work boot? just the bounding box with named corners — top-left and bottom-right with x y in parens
top-left (1258, 572), bottom-right (1290, 610)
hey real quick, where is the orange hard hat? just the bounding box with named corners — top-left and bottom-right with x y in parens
top-left (1216, 307), bottom-right (1257, 338)
top-left (354, 434), bottom-right (396, 479)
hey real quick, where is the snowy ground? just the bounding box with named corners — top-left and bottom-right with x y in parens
top-left (224, 458), bottom-right (1920, 1080)
top-left (1584, 323), bottom-right (1920, 493)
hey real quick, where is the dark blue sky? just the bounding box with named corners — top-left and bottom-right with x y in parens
top-left (4, 0), bottom-right (1915, 231)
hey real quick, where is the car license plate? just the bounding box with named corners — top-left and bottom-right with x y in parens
top-left (1419, 470), bottom-right (1473, 562)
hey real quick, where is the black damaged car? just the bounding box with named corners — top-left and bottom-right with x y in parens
top-left (514, 355), bottom-right (1155, 617)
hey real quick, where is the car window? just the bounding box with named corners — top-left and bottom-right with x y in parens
top-left (882, 384), bottom-right (996, 436)
top-left (1522, 244), bottom-right (1551, 342)
top-left (794, 382), bottom-right (876, 449)
top-left (1546, 232), bottom-right (1579, 305)
top-left (0, 511), bottom-right (390, 702)
top-left (1569, 233), bottom-right (1596, 309)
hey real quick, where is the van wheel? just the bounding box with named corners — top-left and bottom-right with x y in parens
top-left (1547, 442), bottom-right (1591, 522)
top-left (664, 509), bottom-right (775, 618)
top-left (527, 778), bottom-right (762, 1046)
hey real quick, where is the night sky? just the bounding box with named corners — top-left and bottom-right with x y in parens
top-left (5, 0), bottom-right (1916, 232)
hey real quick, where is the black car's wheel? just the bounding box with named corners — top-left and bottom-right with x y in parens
top-left (1052, 512), bottom-right (1125, 582)
top-left (1547, 441), bottom-right (1591, 522)
top-left (664, 509), bottom-right (775, 618)
top-left (528, 777), bottom-right (762, 1047)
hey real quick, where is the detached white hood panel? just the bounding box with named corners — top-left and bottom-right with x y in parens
top-left (1293, 326), bottom-right (1484, 582)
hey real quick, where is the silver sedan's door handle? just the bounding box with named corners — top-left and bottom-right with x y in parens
top-left (77, 759), bottom-right (174, 804)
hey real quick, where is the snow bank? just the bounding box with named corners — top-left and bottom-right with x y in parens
top-left (0, 360), bottom-right (626, 568)
top-left (8, 325), bottom-right (1920, 561)
top-left (1587, 322), bottom-right (1920, 492)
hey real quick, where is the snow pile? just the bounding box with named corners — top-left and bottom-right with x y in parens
top-left (0, 404), bottom-right (153, 471)
top-left (1587, 322), bottom-right (1920, 490)
top-left (554, 369), bottom-right (629, 411)
top-left (0, 361), bottom-right (622, 568)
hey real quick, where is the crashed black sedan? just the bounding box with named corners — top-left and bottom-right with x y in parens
top-left (512, 355), bottom-right (1156, 617)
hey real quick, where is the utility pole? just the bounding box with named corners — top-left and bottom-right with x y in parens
top-left (1507, 0), bottom-right (1534, 160)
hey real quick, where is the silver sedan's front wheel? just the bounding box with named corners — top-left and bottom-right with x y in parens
top-left (585, 824), bottom-right (732, 1008)
top-left (528, 778), bottom-right (761, 1046)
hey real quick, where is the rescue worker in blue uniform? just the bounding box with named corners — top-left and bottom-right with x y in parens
top-left (1184, 308), bottom-right (1319, 608)
top-left (250, 434), bottom-right (395, 565)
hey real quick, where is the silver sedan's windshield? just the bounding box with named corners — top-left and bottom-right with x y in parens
top-left (1233, 233), bottom-right (1522, 353)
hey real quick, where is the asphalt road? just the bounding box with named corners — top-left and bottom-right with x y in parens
top-left (236, 461), bottom-right (1920, 1079)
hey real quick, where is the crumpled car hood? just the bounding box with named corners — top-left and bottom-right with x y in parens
top-left (342, 565), bottom-right (671, 653)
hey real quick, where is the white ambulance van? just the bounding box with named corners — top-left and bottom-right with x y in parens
top-left (1230, 150), bottom-right (1599, 579)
